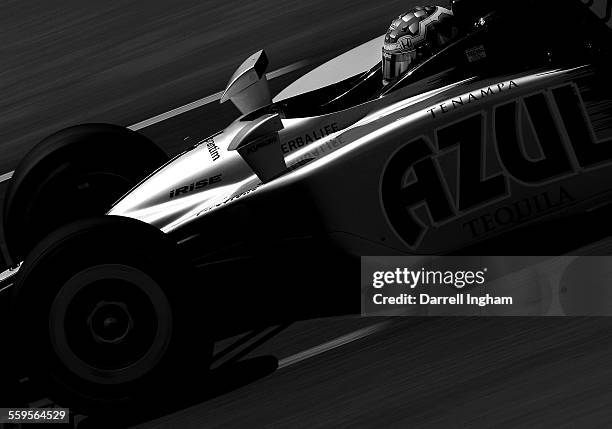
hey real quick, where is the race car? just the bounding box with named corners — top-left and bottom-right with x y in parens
top-left (0, 0), bottom-right (611, 415)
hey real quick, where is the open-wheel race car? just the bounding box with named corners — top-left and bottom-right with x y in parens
top-left (0, 0), bottom-right (611, 415)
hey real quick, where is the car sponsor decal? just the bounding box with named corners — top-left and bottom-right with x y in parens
top-left (198, 185), bottom-right (260, 215)
top-left (426, 80), bottom-right (519, 119)
top-left (382, 82), bottom-right (612, 249)
top-left (465, 45), bottom-right (487, 63)
top-left (205, 138), bottom-right (221, 161)
top-left (291, 133), bottom-right (349, 164)
top-left (281, 122), bottom-right (340, 154)
top-left (169, 173), bottom-right (223, 199)
top-left (462, 187), bottom-right (575, 239)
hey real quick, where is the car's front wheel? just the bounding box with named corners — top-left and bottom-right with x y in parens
top-left (3, 123), bottom-right (169, 263)
top-left (10, 216), bottom-right (212, 415)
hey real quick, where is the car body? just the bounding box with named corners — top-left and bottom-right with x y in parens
top-left (1, 0), bottom-right (611, 286)
top-left (109, 1), bottom-right (612, 257)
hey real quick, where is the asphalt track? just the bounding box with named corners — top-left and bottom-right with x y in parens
top-left (128, 317), bottom-right (612, 429)
top-left (3, 1), bottom-right (612, 428)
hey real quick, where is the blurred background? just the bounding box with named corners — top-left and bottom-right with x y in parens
top-left (0, 0), bottom-right (447, 168)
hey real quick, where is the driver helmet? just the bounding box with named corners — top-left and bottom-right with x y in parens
top-left (382, 5), bottom-right (458, 84)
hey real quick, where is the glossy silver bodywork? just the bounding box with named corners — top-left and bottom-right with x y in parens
top-left (106, 4), bottom-right (612, 256)
top-left (108, 71), bottom-right (472, 233)
top-left (108, 61), bottom-right (592, 249)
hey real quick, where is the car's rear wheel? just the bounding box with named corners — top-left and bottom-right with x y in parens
top-left (3, 123), bottom-right (169, 263)
top-left (11, 216), bottom-right (212, 415)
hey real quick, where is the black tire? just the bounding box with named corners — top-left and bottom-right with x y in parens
top-left (11, 216), bottom-right (212, 415)
top-left (3, 123), bottom-right (169, 263)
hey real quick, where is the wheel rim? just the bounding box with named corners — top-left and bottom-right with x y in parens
top-left (87, 300), bottom-right (134, 345)
top-left (49, 264), bottom-right (173, 385)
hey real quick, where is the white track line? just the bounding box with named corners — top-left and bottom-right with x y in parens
top-left (0, 59), bottom-right (312, 185)
top-left (128, 59), bottom-right (310, 131)
top-left (127, 90), bottom-right (224, 131)
top-left (277, 321), bottom-right (391, 369)
top-left (0, 171), bottom-right (13, 183)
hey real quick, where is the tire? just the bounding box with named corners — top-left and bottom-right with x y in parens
top-left (3, 123), bottom-right (169, 263)
top-left (10, 216), bottom-right (212, 415)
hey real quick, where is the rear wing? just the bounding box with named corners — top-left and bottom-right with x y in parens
top-left (582, 0), bottom-right (612, 28)
top-left (453, 0), bottom-right (611, 30)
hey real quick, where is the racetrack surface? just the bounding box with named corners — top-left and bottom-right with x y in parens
top-left (3, 1), bottom-right (612, 428)
top-left (1, 0), bottom-right (441, 171)
top-left (127, 317), bottom-right (612, 429)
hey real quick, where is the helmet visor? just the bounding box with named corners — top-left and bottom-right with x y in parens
top-left (382, 51), bottom-right (415, 82)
